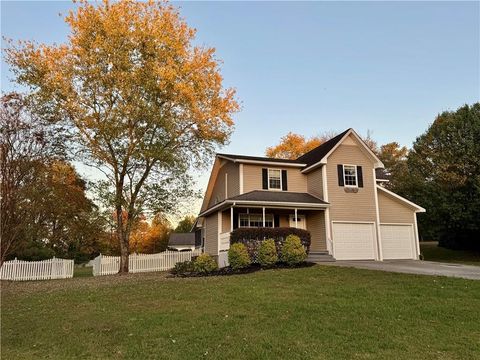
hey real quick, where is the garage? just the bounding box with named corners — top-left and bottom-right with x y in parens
top-left (332, 222), bottom-right (376, 260)
top-left (380, 224), bottom-right (415, 259)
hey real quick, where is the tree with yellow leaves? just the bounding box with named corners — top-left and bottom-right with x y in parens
top-left (266, 132), bottom-right (336, 159)
top-left (5, 0), bottom-right (239, 272)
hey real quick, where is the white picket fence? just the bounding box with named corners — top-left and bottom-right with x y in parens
top-left (0, 257), bottom-right (74, 281)
top-left (92, 249), bottom-right (203, 276)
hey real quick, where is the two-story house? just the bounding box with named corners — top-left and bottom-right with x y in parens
top-left (195, 128), bottom-right (425, 262)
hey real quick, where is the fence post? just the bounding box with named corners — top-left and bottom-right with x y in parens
top-left (97, 254), bottom-right (102, 276)
top-left (131, 253), bottom-right (136, 273)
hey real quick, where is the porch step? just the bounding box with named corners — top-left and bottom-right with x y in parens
top-left (307, 252), bottom-right (336, 263)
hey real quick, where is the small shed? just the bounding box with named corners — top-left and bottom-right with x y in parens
top-left (168, 233), bottom-right (196, 251)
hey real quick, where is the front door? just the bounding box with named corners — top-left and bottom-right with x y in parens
top-left (289, 215), bottom-right (306, 229)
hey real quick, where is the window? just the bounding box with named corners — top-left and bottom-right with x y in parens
top-left (239, 214), bottom-right (274, 228)
top-left (268, 169), bottom-right (281, 190)
top-left (343, 165), bottom-right (357, 187)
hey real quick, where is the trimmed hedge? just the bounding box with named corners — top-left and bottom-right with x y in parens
top-left (228, 243), bottom-right (251, 270)
top-left (230, 227), bottom-right (310, 262)
top-left (257, 239), bottom-right (278, 267)
top-left (281, 235), bottom-right (307, 265)
top-left (171, 260), bottom-right (195, 275)
top-left (193, 254), bottom-right (218, 273)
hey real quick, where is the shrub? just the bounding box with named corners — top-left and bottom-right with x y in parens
top-left (230, 227), bottom-right (310, 261)
top-left (228, 243), bottom-right (251, 270)
top-left (281, 235), bottom-right (307, 266)
top-left (193, 254), bottom-right (218, 273)
top-left (257, 239), bottom-right (278, 267)
top-left (171, 260), bottom-right (194, 275)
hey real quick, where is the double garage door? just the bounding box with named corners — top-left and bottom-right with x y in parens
top-left (332, 222), bottom-right (415, 260)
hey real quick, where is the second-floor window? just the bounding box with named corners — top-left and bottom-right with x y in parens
top-left (268, 169), bottom-right (282, 190)
top-left (343, 165), bottom-right (358, 187)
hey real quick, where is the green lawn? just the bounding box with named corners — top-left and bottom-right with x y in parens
top-left (2, 266), bottom-right (479, 360)
top-left (73, 266), bottom-right (93, 278)
top-left (421, 241), bottom-right (480, 266)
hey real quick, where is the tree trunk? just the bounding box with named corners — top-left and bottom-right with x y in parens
top-left (118, 229), bottom-right (129, 274)
top-left (116, 203), bottom-right (129, 274)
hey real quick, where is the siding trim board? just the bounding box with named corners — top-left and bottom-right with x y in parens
top-left (322, 165), bottom-right (332, 253)
top-left (373, 168), bottom-right (383, 261)
top-left (239, 164), bottom-right (244, 194)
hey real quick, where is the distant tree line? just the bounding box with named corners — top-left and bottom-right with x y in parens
top-left (0, 93), bottom-right (199, 264)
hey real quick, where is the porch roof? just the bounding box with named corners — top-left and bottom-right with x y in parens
top-left (229, 190), bottom-right (327, 204)
top-left (198, 191), bottom-right (329, 217)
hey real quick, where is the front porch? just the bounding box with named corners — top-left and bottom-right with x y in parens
top-left (217, 206), bottom-right (329, 254)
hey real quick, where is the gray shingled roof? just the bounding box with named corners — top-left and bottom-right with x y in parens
top-left (216, 129), bottom-right (352, 169)
top-left (296, 129), bottom-right (351, 167)
top-left (217, 153), bottom-right (303, 164)
top-left (229, 190), bottom-right (328, 205)
top-left (169, 233), bottom-right (195, 246)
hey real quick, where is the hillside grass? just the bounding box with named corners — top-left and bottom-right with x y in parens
top-left (2, 265), bottom-right (479, 359)
top-left (421, 241), bottom-right (480, 266)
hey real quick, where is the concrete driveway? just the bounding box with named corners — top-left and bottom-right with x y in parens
top-left (323, 260), bottom-right (480, 280)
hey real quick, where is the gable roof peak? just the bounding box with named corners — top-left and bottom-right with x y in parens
top-left (296, 128), bottom-right (351, 166)
top-left (297, 128), bottom-right (384, 172)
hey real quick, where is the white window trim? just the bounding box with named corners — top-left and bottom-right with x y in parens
top-left (238, 213), bottom-right (275, 228)
top-left (267, 168), bottom-right (282, 191)
top-left (343, 164), bottom-right (358, 188)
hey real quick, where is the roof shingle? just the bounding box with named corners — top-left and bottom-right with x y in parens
top-left (229, 190), bottom-right (328, 205)
top-left (296, 129), bottom-right (351, 167)
top-left (169, 233), bottom-right (195, 246)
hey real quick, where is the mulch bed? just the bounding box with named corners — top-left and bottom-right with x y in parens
top-left (168, 261), bottom-right (316, 278)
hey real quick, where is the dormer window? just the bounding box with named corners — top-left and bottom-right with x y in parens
top-left (268, 169), bottom-right (282, 190)
top-left (343, 165), bottom-right (358, 187)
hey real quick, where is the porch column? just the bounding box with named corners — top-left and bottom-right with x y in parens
top-left (262, 207), bottom-right (266, 227)
top-left (230, 207), bottom-right (234, 232)
top-left (295, 208), bottom-right (298, 228)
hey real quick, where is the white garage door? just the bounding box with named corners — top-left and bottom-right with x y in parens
top-left (380, 224), bottom-right (415, 260)
top-left (332, 222), bottom-right (376, 260)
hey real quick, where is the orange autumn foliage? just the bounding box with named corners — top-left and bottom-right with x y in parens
top-left (129, 214), bottom-right (171, 254)
top-left (266, 130), bottom-right (378, 160)
top-left (266, 132), bottom-right (336, 159)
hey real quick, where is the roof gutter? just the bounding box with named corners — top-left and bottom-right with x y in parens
top-left (217, 155), bottom-right (307, 168)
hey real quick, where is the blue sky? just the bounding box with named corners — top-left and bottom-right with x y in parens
top-left (1, 1), bottom-right (479, 215)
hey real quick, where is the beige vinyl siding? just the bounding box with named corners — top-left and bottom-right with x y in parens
top-left (243, 164), bottom-right (307, 193)
top-left (306, 167), bottom-right (323, 199)
top-left (221, 210), bottom-right (231, 233)
top-left (378, 190), bottom-right (416, 223)
top-left (327, 137), bottom-right (377, 223)
top-left (208, 161), bottom-right (239, 207)
top-left (307, 211), bottom-right (327, 252)
top-left (204, 213), bottom-right (218, 255)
